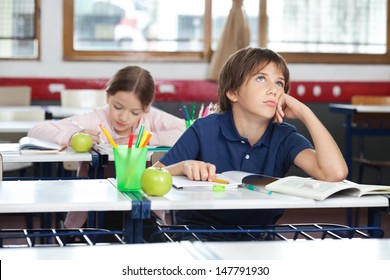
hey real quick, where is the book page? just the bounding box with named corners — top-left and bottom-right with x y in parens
top-left (19, 137), bottom-right (64, 153)
top-left (265, 176), bottom-right (356, 201)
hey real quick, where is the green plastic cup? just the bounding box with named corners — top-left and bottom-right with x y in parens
top-left (113, 145), bottom-right (147, 192)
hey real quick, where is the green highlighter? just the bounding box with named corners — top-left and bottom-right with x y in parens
top-left (212, 184), bottom-right (226, 192)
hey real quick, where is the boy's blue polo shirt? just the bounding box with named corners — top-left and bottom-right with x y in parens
top-left (160, 110), bottom-right (313, 227)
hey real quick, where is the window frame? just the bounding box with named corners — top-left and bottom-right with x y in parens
top-left (63, 0), bottom-right (390, 64)
top-left (0, 0), bottom-right (41, 61)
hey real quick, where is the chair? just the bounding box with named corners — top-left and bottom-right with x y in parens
top-left (0, 87), bottom-right (40, 176)
top-left (351, 95), bottom-right (390, 184)
top-left (60, 89), bottom-right (107, 108)
top-left (0, 86), bottom-right (31, 106)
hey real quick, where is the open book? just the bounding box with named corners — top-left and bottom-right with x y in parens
top-left (265, 176), bottom-right (390, 201)
top-left (172, 171), bottom-right (277, 190)
top-left (19, 137), bottom-right (65, 154)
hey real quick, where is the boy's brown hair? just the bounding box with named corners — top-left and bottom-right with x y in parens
top-left (217, 47), bottom-right (290, 112)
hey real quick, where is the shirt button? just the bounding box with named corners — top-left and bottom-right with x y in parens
top-left (241, 140), bottom-right (245, 144)
top-left (245, 154), bottom-right (250, 159)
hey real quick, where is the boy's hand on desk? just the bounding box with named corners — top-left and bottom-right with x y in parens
top-left (182, 160), bottom-right (217, 182)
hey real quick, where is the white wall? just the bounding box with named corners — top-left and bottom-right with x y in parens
top-left (1, 0), bottom-right (390, 81)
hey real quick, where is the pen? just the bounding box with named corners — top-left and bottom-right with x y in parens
top-left (241, 183), bottom-right (272, 195)
top-left (198, 103), bottom-right (204, 118)
top-left (99, 123), bottom-right (118, 148)
top-left (179, 108), bottom-right (188, 120)
top-left (69, 118), bottom-right (106, 145)
top-left (191, 102), bottom-right (196, 120)
top-left (128, 133), bottom-right (134, 148)
top-left (183, 105), bottom-right (191, 120)
top-left (212, 178), bottom-right (229, 184)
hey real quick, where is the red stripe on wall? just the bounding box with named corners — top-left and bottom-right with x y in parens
top-left (1, 78), bottom-right (389, 103)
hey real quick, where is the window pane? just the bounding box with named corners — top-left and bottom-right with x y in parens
top-left (212, 0), bottom-right (259, 49)
top-left (267, 0), bottom-right (387, 54)
top-left (74, 0), bottom-right (205, 52)
top-left (0, 0), bottom-right (38, 59)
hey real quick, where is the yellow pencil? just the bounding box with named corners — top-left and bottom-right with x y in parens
top-left (140, 132), bottom-right (153, 148)
top-left (137, 130), bottom-right (149, 148)
top-left (99, 124), bottom-right (118, 148)
top-left (212, 178), bottom-right (229, 184)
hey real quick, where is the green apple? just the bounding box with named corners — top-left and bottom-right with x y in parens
top-left (141, 167), bottom-right (172, 196)
top-left (70, 132), bottom-right (93, 152)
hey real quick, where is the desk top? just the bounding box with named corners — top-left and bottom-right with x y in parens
top-left (329, 103), bottom-right (390, 113)
top-left (0, 144), bottom-right (93, 163)
top-left (0, 179), bottom-right (131, 213)
top-left (144, 185), bottom-right (389, 211)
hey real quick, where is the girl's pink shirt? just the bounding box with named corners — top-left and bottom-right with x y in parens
top-left (28, 105), bottom-right (186, 147)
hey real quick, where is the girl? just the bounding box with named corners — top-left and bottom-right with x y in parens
top-left (28, 65), bottom-right (185, 228)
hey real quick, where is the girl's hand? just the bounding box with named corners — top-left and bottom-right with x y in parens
top-left (115, 137), bottom-right (130, 145)
top-left (79, 129), bottom-right (102, 145)
top-left (182, 160), bottom-right (217, 182)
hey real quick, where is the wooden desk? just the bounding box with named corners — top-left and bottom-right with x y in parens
top-left (329, 103), bottom-right (390, 180)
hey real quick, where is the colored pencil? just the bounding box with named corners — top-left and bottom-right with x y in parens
top-left (99, 124), bottom-right (118, 148)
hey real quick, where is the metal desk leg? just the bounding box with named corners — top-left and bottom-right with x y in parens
top-left (367, 207), bottom-right (384, 238)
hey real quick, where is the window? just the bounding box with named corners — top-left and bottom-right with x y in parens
top-left (64, 0), bottom-right (390, 64)
top-left (0, 0), bottom-right (40, 60)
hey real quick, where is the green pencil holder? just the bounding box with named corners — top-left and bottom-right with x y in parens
top-left (113, 145), bottom-right (147, 192)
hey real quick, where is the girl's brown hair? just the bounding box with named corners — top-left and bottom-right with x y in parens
top-left (217, 47), bottom-right (290, 112)
top-left (105, 66), bottom-right (155, 111)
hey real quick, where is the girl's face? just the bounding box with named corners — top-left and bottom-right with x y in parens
top-left (228, 62), bottom-right (285, 120)
top-left (107, 91), bottom-right (146, 135)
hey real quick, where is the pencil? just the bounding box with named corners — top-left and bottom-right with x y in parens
top-left (137, 130), bottom-right (149, 148)
top-left (140, 132), bottom-right (153, 148)
top-left (212, 178), bottom-right (229, 184)
top-left (99, 124), bottom-right (118, 148)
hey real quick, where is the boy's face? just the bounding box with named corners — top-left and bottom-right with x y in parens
top-left (228, 62), bottom-right (285, 120)
top-left (107, 91), bottom-right (145, 135)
